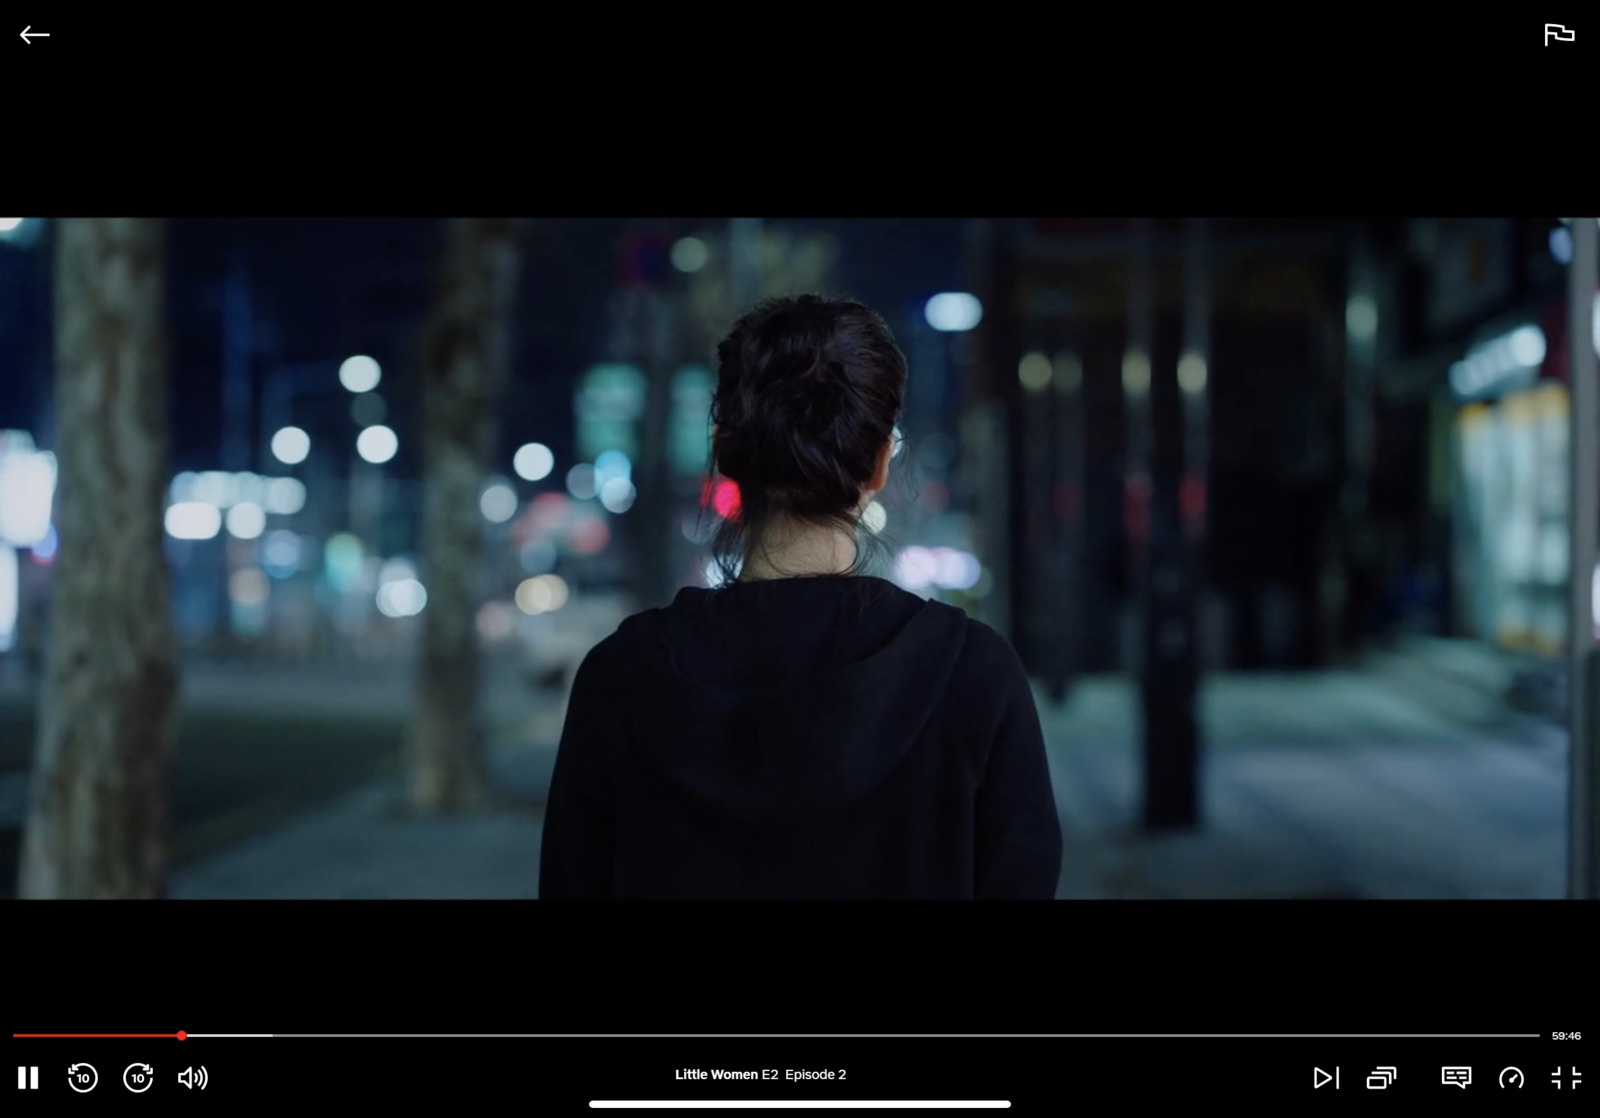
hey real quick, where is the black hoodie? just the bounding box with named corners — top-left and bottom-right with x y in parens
top-left (538, 575), bottom-right (1062, 899)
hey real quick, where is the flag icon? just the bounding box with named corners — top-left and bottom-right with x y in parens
top-left (1545, 24), bottom-right (1575, 44)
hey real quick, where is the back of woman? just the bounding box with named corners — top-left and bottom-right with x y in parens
top-left (539, 295), bottom-right (1062, 899)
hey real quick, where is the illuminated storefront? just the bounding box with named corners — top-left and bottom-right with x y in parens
top-left (1451, 289), bottom-right (1600, 655)
top-left (1454, 382), bottom-right (1568, 654)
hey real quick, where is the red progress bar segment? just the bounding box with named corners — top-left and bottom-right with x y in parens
top-left (13, 1032), bottom-right (187, 1039)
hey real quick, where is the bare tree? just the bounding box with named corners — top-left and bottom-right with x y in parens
top-left (409, 218), bottom-right (524, 811)
top-left (18, 219), bottom-right (179, 898)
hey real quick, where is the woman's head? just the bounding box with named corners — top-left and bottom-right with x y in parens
top-left (706, 294), bottom-right (907, 583)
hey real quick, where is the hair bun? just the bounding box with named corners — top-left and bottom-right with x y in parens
top-left (710, 294), bottom-right (905, 498)
top-left (790, 358), bottom-right (853, 434)
top-left (703, 294), bottom-right (907, 583)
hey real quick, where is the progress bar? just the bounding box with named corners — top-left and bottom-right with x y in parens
top-left (268, 1033), bottom-right (1545, 1039)
top-left (589, 1104), bottom-right (1011, 1109)
top-left (13, 1033), bottom-right (1545, 1039)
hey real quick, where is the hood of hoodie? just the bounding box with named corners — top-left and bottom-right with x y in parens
top-left (609, 576), bottom-right (970, 827)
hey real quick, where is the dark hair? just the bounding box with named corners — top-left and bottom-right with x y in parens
top-left (704, 294), bottom-right (907, 586)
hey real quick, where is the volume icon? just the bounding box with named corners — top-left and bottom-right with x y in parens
top-left (178, 1066), bottom-right (208, 1090)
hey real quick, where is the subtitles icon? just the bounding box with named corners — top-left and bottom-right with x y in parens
top-left (1545, 24), bottom-right (1574, 44)
top-left (1368, 1067), bottom-right (1397, 1089)
top-left (1442, 1067), bottom-right (1472, 1088)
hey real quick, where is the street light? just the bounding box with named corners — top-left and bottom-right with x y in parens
top-left (0, 442), bottom-right (55, 548)
top-left (513, 442), bottom-right (555, 481)
top-left (1177, 352), bottom-right (1207, 395)
top-left (165, 502), bottom-right (222, 540)
top-left (0, 219), bottom-right (41, 247)
top-left (1018, 352), bottom-right (1052, 392)
top-left (1346, 295), bottom-right (1378, 341)
top-left (270, 425), bottom-right (311, 465)
top-left (480, 482), bottom-right (517, 523)
top-left (925, 292), bottom-right (983, 332)
top-left (339, 355), bottom-right (381, 393)
top-left (599, 478), bottom-right (637, 513)
top-left (356, 425), bottom-right (397, 464)
top-left (1122, 349), bottom-right (1152, 396)
top-left (672, 237), bottom-right (709, 273)
top-left (225, 502), bottom-right (266, 540)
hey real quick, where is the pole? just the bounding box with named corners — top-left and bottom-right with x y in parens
top-left (260, 374), bottom-right (285, 475)
top-left (1052, 349), bottom-right (1085, 701)
top-left (1342, 224), bottom-right (1380, 657)
top-left (910, 317), bottom-right (938, 457)
top-left (998, 224), bottom-right (1028, 654)
top-left (968, 220), bottom-right (1013, 639)
top-left (1022, 346), bottom-right (1051, 677)
top-left (729, 218), bottom-right (763, 310)
top-left (1343, 224), bottom-right (1377, 514)
top-left (636, 286), bottom-right (676, 607)
top-left (1124, 220), bottom-right (1153, 677)
top-left (1139, 219), bottom-right (1203, 830)
top-left (222, 255), bottom-right (253, 472)
top-left (1568, 215), bottom-right (1598, 899)
top-left (1182, 221), bottom-right (1211, 546)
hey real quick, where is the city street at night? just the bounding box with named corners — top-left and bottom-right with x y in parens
top-left (0, 216), bottom-right (1593, 904)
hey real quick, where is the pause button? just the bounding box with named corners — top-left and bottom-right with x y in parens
top-left (17, 1067), bottom-right (38, 1090)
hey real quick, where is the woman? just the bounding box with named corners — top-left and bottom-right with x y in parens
top-left (539, 294), bottom-right (1061, 898)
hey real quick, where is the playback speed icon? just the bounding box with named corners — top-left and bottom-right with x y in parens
top-left (178, 1066), bottom-right (208, 1090)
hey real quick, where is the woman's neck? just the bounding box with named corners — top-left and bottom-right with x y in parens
top-left (739, 520), bottom-right (858, 581)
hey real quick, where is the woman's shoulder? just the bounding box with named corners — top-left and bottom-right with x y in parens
top-left (946, 610), bottom-right (1019, 672)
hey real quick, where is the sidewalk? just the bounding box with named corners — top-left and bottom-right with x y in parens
top-left (1043, 671), bottom-right (1565, 899)
top-left (169, 732), bottom-right (556, 899)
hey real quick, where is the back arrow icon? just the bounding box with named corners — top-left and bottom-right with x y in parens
top-left (21, 26), bottom-right (49, 43)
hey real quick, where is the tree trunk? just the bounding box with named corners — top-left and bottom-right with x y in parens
top-left (409, 218), bottom-right (523, 812)
top-left (18, 219), bottom-right (179, 899)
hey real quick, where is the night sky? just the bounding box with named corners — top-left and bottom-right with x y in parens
top-left (0, 219), bottom-right (966, 477)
